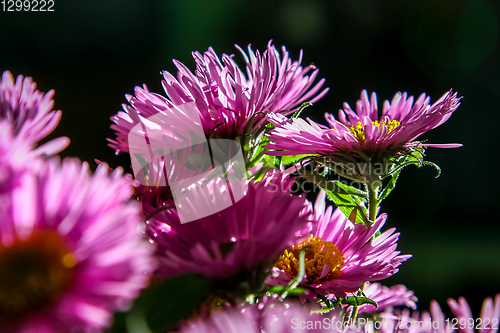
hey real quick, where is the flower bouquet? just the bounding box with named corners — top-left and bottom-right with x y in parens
top-left (1, 42), bottom-right (497, 333)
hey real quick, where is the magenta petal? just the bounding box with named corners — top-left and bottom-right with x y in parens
top-left (0, 158), bottom-right (156, 332)
top-left (319, 264), bottom-right (330, 280)
top-left (0, 71), bottom-right (68, 156)
top-left (419, 143), bottom-right (463, 148)
top-left (34, 137), bottom-right (71, 156)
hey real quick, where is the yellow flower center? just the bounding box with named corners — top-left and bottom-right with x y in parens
top-left (349, 119), bottom-right (401, 147)
top-left (0, 230), bottom-right (76, 318)
top-left (275, 236), bottom-right (345, 284)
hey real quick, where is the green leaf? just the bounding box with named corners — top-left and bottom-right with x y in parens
top-left (390, 151), bottom-right (442, 179)
top-left (333, 181), bottom-right (368, 198)
top-left (341, 296), bottom-right (378, 309)
top-left (422, 161), bottom-right (441, 178)
top-left (324, 185), bottom-right (369, 226)
top-left (281, 154), bottom-right (313, 165)
top-left (328, 182), bottom-right (369, 226)
top-left (298, 171), bottom-right (370, 226)
top-left (378, 170), bottom-right (401, 201)
top-left (261, 155), bottom-right (281, 171)
top-left (111, 274), bottom-right (210, 333)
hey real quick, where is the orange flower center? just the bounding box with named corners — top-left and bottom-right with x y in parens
top-left (275, 236), bottom-right (345, 284)
top-left (0, 229), bottom-right (76, 318)
top-left (349, 119), bottom-right (401, 147)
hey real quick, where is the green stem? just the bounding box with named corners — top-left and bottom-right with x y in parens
top-left (367, 183), bottom-right (380, 223)
top-left (348, 183), bottom-right (380, 324)
top-left (347, 282), bottom-right (367, 325)
top-left (247, 150), bottom-right (265, 171)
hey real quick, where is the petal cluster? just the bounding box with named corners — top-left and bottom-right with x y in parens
top-left (374, 294), bottom-right (500, 333)
top-left (448, 295), bottom-right (500, 333)
top-left (0, 158), bottom-right (155, 332)
top-left (147, 171), bottom-right (312, 280)
top-left (266, 89), bottom-right (461, 157)
top-left (357, 282), bottom-right (418, 313)
top-left (0, 71), bottom-right (69, 156)
top-left (180, 302), bottom-right (353, 333)
top-left (109, 41), bottom-right (328, 153)
top-left (0, 120), bottom-right (38, 194)
top-left (268, 191), bottom-right (410, 299)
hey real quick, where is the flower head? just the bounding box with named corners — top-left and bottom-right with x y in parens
top-left (180, 301), bottom-right (354, 333)
top-left (448, 294), bottom-right (500, 333)
top-left (267, 191), bottom-right (410, 300)
top-left (0, 159), bottom-right (155, 332)
top-left (373, 305), bottom-right (446, 333)
top-left (266, 89), bottom-right (461, 159)
top-left (355, 282), bottom-right (418, 314)
top-left (373, 294), bottom-right (500, 333)
top-left (147, 171), bottom-right (312, 285)
top-left (109, 41), bottom-right (328, 154)
top-left (0, 71), bottom-right (69, 156)
top-left (0, 120), bottom-right (38, 194)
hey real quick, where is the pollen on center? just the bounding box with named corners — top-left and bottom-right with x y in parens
top-left (275, 236), bottom-right (345, 284)
top-left (349, 119), bottom-right (401, 147)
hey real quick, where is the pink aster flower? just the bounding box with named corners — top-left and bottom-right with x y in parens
top-left (146, 171), bottom-right (312, 282)
top-left (267, 191), bottom-right (410, 300)
top-left (372, 305), bottom-right (446, 333)
top-left (0, 120), bottom-right (39, 194)
top-left (373, 295), bottom-right (500, 333)
top-left (354, 282), bottom-right (417, 314)
top-left (109, 41), bottom-right (328, 154)
top-left (0, 159), bottom-right (155, 332)
top-left (266, 89), bottom-right (461, 159)
top-left (180, 302), bottom-right (355, 333)
top-left (109, 100), bottom-right (243, 215)
top-left (180, 305), bottom-right (260, 333)
top-left (448, 294), bottom-right (500, 333)
top-left (0, 71), bottom-right (69, 156)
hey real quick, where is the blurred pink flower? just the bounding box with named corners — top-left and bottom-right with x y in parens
top-left (374, 294), bottom-right (500, 333)
top-left (0, 71), bottom-right (69, 156)
top-left (180, 301), bottom-right (354, 333)
top-left (374, 305), bottom-right (447, 333)
top-left (448, 294), bottom-right (500, 333)
top-left (337, 282), bottom-right (417, 317)
top-left (355, 282), bottom-right (418, 314)
top-left (0, 120), bottom-right (38, 194)
top-left (0, 159), bottom-right (155, 332)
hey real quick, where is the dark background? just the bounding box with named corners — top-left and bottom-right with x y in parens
top-left (1, 0), bottom-right (498, 318)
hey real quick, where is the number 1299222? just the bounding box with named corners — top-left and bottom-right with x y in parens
top-left (2, 0), bottom-right (54, 11)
